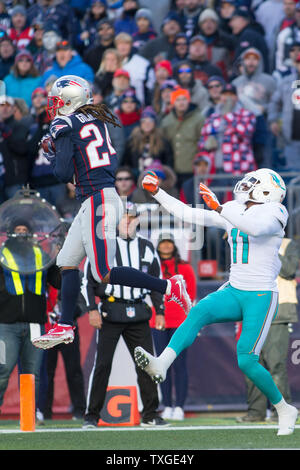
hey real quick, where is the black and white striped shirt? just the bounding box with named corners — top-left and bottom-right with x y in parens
top-left (81, 235), bottom-right (164, 315)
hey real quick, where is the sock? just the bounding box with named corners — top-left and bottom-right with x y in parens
top-left (159, 347), bottom-right (177, 370)
top-left (110, 266), bottom-right (168, 295)
top-left (59, 269), bottom-right (80, 326)
top-left (273, 397), bottom-right (290, 412)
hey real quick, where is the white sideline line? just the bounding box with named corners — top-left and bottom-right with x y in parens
top-left (0, 425), bottom-right (299, 434)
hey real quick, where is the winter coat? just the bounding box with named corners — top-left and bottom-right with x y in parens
top-left (0, 55), bottom-right (15, 81)
top-left (41, 53), bottom-right (94, 87)
top-left (3, 72), bottom-right (41, 107)
top-left (149, 256), bottom-right (197, 328)
top-left (0, 114), bottom-right (29, 186)
top-left (121, 52), bottom-right (155, 106)
top-left (268, 70), bottom-right (298, 142)
top-left (122, 131), bottom-right (174, 173)
top-left (232, 23), bottom-right (269, 73)
top-left (232, 47), bottom-right (277, 115)
top-left (198, 102), bottom-right (257, 174)
top-left (160, 104), bottom-right (205, 174)
top-left (198, 28), bottom-right (235, 79)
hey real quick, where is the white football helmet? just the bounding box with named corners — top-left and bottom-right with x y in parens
top-left (233, 168), bottom-right (286, 204)
top-left (46, 75), bottom-right (92, 120)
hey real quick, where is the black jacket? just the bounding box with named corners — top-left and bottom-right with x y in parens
top-left (0, 263), bottom-right (61, 324)
top-left (0, 115), bottom-right (29, 186)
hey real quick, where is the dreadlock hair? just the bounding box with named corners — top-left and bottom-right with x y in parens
top-left (76, 103), bottom-right (121, 128)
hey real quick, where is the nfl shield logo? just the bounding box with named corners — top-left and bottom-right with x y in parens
top-left (126, 306), bottom-right (136, 318)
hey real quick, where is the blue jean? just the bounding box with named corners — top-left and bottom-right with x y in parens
top-left (152, 328), bottom-right (188, 408)
top-left (0, 322), bottom-right (44, 407)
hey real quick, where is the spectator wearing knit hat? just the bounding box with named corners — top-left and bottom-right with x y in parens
top-left (187, 34), bottom-right (224, 84)
top-left (202, 75), bottom-right (225, 117)
top-left (179, 0), bottom-right (204, 39)
top-left (41, 40), bottom-right (94, 87)
top-left (7, 5), bottom-right (34, 49)
top-left (116, 87), bottom-right (141, 139)
top-left (132, 8), bottom-right (157, 51)
top-left (160, 87), bottom-right (205, 187)
top-left (83, 18), bottom-right (115, 73)
top-left (0, 36), bottom-right (15, 80)
top-left (122, 106), bottom-right (173, 175)
top-left (171, 33), bottom-right (189, 66)
top-left (152, 79), bottom-right (178, 121)
top-left (139, 11), bottom-right (182, 64)
top-left (114, 0), bottom-right (139, 36)
top-left (229, 7), bottom-right (270, 73)
top-left (198, 8), bottom-right (235, 80)
top-left (232, 47), bottom-right (277, 116)
top-left (3, 50), bottom-right (41, 107)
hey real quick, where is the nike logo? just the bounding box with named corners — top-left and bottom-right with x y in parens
top-left (176, 280), bottom-right (182, 298)
top-left (257, 294), bottom-right (267, 296)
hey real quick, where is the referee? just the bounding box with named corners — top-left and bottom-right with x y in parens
top-left (81, 202), bottom-right (169, 428)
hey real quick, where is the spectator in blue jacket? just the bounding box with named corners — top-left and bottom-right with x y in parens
top-left (41, 40), bottom-right (94, 87)
top-left (3, 50), bottom-right (41, 107)
top-left (114, 0), bottom-right (139, 36)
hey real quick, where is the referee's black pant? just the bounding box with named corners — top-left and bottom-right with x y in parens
top-left (85, 319), bottom-right (159, 422)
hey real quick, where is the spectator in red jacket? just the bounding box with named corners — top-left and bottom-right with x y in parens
top-left (150, 233), bottom-right (197, 421)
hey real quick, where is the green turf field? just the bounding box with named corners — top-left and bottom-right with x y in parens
top-left (0, 416), bottom-right (299, 450)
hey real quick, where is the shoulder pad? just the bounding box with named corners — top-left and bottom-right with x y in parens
top-left (50, 116), bottom-right (73, 139)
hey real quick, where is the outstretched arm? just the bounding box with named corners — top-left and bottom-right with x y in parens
top-left (142, 172), bottom-right (227, 229)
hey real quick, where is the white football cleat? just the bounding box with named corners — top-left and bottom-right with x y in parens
top-left (277, 405), bottom-right (298, 436)
top-left (32, 324), bottom-right (75, 350)
top-left (134, 346), bottom-right (166, 384)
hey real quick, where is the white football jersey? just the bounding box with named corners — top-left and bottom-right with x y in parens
top-left (218, 200), bottom-right (288, 292)
top-left (153, 189), bottom-right (289, 293)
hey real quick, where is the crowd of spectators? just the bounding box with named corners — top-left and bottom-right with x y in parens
top-left (0, 0), bottom-right (299, 421)
top-left (0, 0), bottom-right (298, 233)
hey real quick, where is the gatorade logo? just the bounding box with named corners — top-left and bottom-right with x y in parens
top-left (99, 386), bottom-right (140, 426)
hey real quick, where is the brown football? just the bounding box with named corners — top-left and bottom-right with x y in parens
top-left (41, 136), bottom-right (55, 153)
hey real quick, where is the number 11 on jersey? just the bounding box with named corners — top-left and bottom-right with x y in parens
top-left (231, 228), bottom-right (249, 264)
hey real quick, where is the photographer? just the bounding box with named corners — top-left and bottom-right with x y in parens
top-left (81, 203), bottom-right (169, 428)
top-left (0, 219), bottom-right (61, 413)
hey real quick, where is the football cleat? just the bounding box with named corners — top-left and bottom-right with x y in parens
top-left (165, 274), bottom-right (192, 315)
top-left (134, 346), bottom-right (166, 384)
top-left (32, 324), bottom-right (75, 350)
top-left (277, 405), bottom-right (298, 436)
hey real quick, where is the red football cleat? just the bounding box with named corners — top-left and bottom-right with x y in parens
top-left (32, 324), bottom-right (75, 350)
top-left (165, 274), bottom-right (192, 315)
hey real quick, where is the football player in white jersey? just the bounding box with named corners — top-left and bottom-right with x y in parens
top-left (134, 168), bottom-right (298, 436)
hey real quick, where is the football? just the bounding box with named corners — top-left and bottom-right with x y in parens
top-left (40, 135), bottom-right (55, 154)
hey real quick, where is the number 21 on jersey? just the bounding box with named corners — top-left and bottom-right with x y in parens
top-left (231, 228), bottom-right (249, 264)
top-left (80, 122), bottom-right (116, 169)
